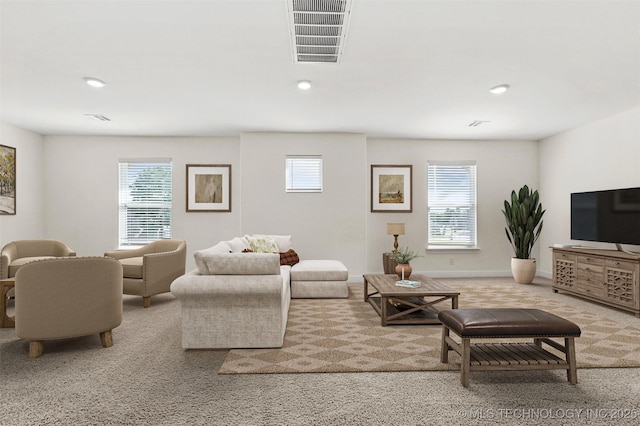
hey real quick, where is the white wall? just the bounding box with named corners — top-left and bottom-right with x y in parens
top-left (241, 133), bottom-right (367, 278)
top-left (538, 107), bottom-right (640, 274)
top-left (0, 123), bottom-right (45, 243)
top-left (367, 138), bottom-right (539, 277)
top-left (41, 132), bottom-right (539, 278)
top-left (43, 135), bottom-right (240, 270)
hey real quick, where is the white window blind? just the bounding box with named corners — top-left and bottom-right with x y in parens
top-left (427, 161), bottom-right (477, 247)
top-left (118, 159), bottom-right (172, 246)
top-left (285, 156), bottom-right (323, 192)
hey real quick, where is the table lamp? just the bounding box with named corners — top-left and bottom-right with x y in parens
top-left (387, 223), bottom-right (405, 252)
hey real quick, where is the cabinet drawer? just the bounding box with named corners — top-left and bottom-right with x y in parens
top-left (577, 272), bottom-right (603, 287)
top-left (577, 262), bottom-right (603, 277)
top-left (575, 282), bottom-right (604, 298)
top-left (577, 255), bottom-right (604, 266)
top-left (555, 252), bottom-right (576, 262)
top-left (606, 259), bottom-right (637, 272)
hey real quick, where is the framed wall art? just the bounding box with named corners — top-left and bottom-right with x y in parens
top-left (0, 144), bottom-right (16, 215)
top-left (186, 164), bottom-right (231, 212)
top-left (371, 164), bottom-right (412, 213)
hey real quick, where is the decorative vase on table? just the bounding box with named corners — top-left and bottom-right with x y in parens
top-left (395, 263), bottom-right (412, 280)
top-left (386, 247), bottom-right (421, 280)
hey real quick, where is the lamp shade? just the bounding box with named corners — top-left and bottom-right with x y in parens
top-left (387, 223), bottom-right (405, 235)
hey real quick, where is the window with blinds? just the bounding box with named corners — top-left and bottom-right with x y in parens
top-left (427, 161), bottom-right (477, 247)
top-left (118, 159), bottom-right (172, 246)
top-left (285, 156), bottom-right (323, 192)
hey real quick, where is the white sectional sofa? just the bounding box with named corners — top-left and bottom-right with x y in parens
top-left (170, 235), bottom-right (348, 349)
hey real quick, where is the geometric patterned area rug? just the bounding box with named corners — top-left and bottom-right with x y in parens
top-left (218, 279), bottom-right (640, 374)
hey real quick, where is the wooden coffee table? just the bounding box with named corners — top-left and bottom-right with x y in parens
top-left (1, 277), bottom-right (16, 328)
top-left (363, 274), bottom-right (459, 326)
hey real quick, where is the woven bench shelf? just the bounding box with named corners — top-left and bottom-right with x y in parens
top-left (469, 343), bottom-right (567, 368)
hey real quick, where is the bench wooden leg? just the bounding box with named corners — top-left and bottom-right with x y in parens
top-left (461, 338), bottom-right (471, 387)
top-left (440, 325), bottom-right (450, 363)
top-left (565, 337), bottom-right (578, 384)
top-left (143, 296), bottom-right (151, 308)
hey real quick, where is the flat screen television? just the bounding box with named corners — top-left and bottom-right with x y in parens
top-left (571, 187), bottom-right (640, 248)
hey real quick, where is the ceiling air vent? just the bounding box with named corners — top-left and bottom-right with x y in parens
top-left (468, 120), bottom-right (490, 127)
top-left (287, 0), bottom-right (353, 64)
top-left (84, 114), bottom-right (111, 121)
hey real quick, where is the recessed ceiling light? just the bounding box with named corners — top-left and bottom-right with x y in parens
top-left (489, 84), bottom-right (510, 94)
top-left (297, 80), bottom-right (312, 90)
top-left (84, 77), bottom-right (106, 88)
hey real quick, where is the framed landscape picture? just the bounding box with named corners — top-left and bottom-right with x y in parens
top-left (0, 144), bottom-right (16, 215)
top-left (371, 165), bottom-right (412, 212)
top-left (186, 164), bottom-right (231, 212)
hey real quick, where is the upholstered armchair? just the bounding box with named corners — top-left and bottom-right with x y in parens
top-left (15, 257), bottom-right (123, 358)
top-left (1, 239), bottom-right (76, 279)
top-left (105, 239), bottom-right (186, 308)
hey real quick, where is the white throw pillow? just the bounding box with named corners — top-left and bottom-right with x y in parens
top-left (228, 237), bottom-right (250, 252)
top-left (193, 241), bottom-right (232, 274)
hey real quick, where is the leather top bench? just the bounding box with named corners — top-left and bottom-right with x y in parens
top-left (438, 308), bottom-right (582, 338)
top-left (438, 308), bottom-right (581, 387)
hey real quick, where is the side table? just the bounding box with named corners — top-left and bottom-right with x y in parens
top-left (382, 252), bottom-right (398, 274)
top-left (1, 277), bottom-right (16, 328)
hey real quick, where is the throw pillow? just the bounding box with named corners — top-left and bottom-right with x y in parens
top-left (193, 241), bottom-right (232, 274)
top-left (279, 249), bottom-right (300, 266)
top-left (245, 235), bottom-right (279, 253)
top-left (252, 235), bottom-right (293, 252)
top-left (228, 237), bottom-right (251, 252)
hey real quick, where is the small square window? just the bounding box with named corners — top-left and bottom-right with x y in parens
top-left (285, 156), bottom-right (323, 193)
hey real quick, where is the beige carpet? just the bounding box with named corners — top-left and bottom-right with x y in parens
top-left (219, 279), bottom-right (640, 374)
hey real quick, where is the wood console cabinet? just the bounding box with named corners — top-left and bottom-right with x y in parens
top-left (552, 247), bottom-right (640, 317)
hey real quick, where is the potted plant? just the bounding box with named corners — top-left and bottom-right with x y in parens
top-left (387, 247), bottom-right (422, 279)
top-left (501, 184), bottom-right (545, 284)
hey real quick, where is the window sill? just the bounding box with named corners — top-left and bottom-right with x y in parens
top-left (426, 245), bottom-right (480, 252)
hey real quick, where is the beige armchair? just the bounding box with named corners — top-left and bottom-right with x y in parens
top-left (1, 239), bottom-right (76, 279)
top-left (15, 257), bottom-right (123, 358)
top-left (105, 239), bottom-right (186, 308)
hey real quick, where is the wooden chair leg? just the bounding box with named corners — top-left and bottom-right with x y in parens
top-left (100, 330), bottom-right (113, 348)
top-left (28, 340), bottom-right (44, 358)
top-left (143, 296), bottom-right (151, 308)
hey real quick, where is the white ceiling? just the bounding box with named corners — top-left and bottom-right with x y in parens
top-left (1, 0), bottom-right (639, 140)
